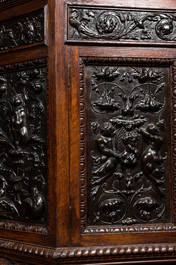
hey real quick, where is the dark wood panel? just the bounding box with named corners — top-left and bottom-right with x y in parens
top-left (69, 46), bottom-right (176, 249)
top-left (67, 5), bottom-right (176, 46)
top-left (0, 9), bottom-right (44, 52)
top-left (0, 0), bottom-right (176, 264)
top-left (83, 58), bottom-right (171, 227)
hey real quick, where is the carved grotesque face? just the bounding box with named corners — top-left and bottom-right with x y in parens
top-left (32, 82), bottom-right (43, 93)
top-left (12, 94), bottom-right (23, 107)
top-left (23, 22), bottom-right (35, 38)
top-left (100, 122), bottom-right (114, 136)
top-left (122, 132), bottom-right (139, 145)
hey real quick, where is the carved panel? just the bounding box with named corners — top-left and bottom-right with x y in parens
top-left (0, 59), bottom-right (47, 225)
top-left (80, 57), bottom-right (174, 232)
top-left (68, 6), bottom-right (176, 44)
top-left (0, 9), bottom-right (44, 51)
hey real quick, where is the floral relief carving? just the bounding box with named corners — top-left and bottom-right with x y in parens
top-left (0, 62), bottom-right (47, 224)
top-left (0, 9), bottom-right (44, 51)
top-left (81, 58), bottom-right (172, 227)
top-left (68, 7), bottom-right (176, 43)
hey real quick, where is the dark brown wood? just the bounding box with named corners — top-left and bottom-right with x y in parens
top-left (0, 0), bottom-right (176, 264)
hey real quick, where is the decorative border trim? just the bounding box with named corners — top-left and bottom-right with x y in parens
top-left (0, 239), bottom-right (176, 260)
top-left (0, 58), bottom-right (47, 73)
top-left (172, 61), bottom-right (176, 224)
top-left (79, 58), bottom-right (87, 229)
top-left (0, 221), bottom-right (48, 234)
top-left (0, 57), bottom-right (49, 235)
top-left (79, 56), bottom-right (175, 234)
top-left (52, 244), bottom-right (176, 259)
top-left (84, 225), bottom-right (176, 234)
top-left (81, 57), bottom-right (174, 65)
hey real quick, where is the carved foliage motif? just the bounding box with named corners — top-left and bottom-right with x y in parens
top-left (0, 62), bottom-right (47, 224)
top-left (68, 7), bottom-right (176, 43)
top-left (83, 58), bottom-right (171, 226)
top-left (0, 9), bottom-right (44, 51)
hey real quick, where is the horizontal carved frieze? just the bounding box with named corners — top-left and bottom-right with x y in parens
top-left (0, 9), bottom-right (44, 51)
top-left (68, 6), bottom-right (176, 44)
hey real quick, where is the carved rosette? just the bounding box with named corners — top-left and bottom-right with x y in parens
top-left (68, 7), bottom-right (176, 44)
top-left (0, 9), bottom-right (44, 51)
top-left (0, 58), bottom-right (48, 225)
top-left (79, 57), bottom-right (174, 233)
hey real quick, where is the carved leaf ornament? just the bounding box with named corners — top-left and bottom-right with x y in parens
top-left (80, 58), bottom-right (171, 227)
top-left (69, 8), bottom-right (176, 42)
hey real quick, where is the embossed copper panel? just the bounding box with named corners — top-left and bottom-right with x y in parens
top-left (81, 57), bottom-right (172, 229)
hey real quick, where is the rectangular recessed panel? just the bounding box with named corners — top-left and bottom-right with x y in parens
top-left (82, 58), bottom-right (172, 229)
top-left (68, 6), bottom-right (176, 45)
top-left (0, 60), bottom-right (47, 225)
top-left (0, 9), bottom-right (44, 52)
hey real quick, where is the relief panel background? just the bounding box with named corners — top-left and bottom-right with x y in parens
top-left (83, 60), bottom-right (172, 227)
top-left (0, 62), bottom-right (47, 224)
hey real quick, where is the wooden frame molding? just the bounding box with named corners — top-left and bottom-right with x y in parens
top-left (0, 239), bottom-right (176, 262)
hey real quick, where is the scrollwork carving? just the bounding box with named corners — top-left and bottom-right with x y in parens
top-left (68, 7), bottom-right (176, 43)
top-left (80, 57), bottom-right (172, 229)
top-left (0, 62), bottom-right (47, 224)
top-left (0, 9), bottom-right (44, 51)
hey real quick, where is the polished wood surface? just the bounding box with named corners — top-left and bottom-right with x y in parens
top-left (0, 0), bottom-right (175, 264)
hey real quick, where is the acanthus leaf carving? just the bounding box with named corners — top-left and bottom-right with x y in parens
top-left (79, 57), bottom-right (173, 230)
top-left (68, 7), bottom-right (176, 43)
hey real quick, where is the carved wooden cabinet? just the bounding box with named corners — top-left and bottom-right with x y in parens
top-left (0, 0), bottom-right (176, 264)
